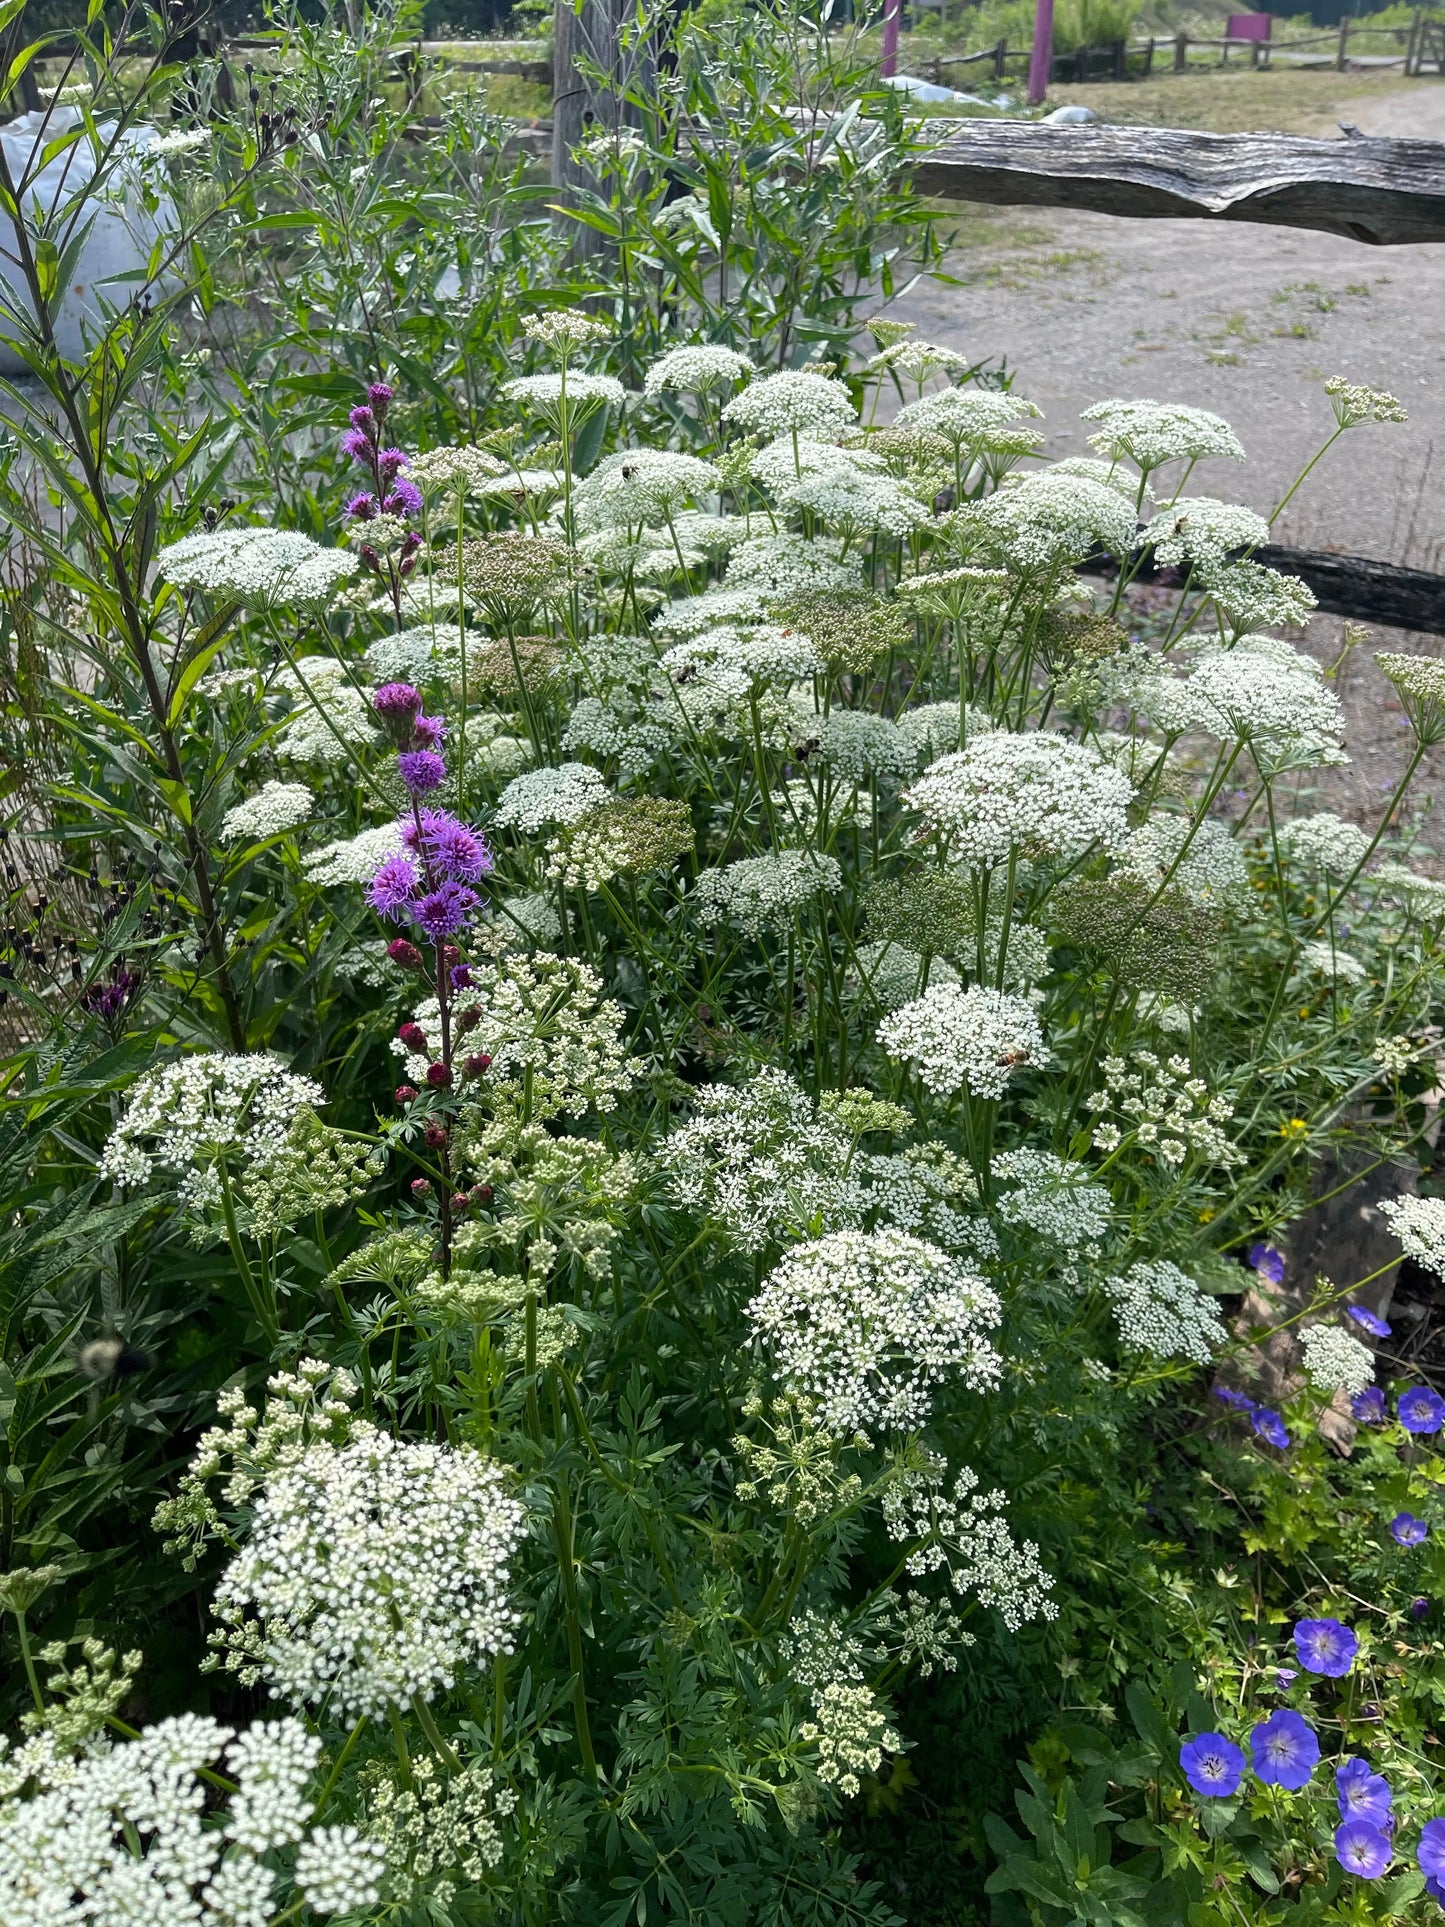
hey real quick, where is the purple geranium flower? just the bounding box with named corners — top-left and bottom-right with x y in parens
top-left (412, 882), bottom-right (478, 940)
top-left (366, 854), bottom-right (419, 921)
top-left (1352, 1385), bottom-right (1388, 1424)
top-left (1250, 1709), bottom-right (1319, 1791)
top-left (1248, 1243), bottom-right (1286, 1285)
top-left (1276, 1668), bottom-right (1298, 1688)
top-left (1252, 1407), bottom-right (1291, 1449)
top-left (1294, 1617), bottom-right (1358, 1678)
top-left (1335, 1820), bottom-right (1392, 1880)
top-left (1348, 1304), bottom-right (1392, 1339)
top-left (1419, 1817), bottom-right (1445, 1881)
top-left (1413, 1597), bottom-right (1432, 1620)
top-left (1393, 1513), bottom-right (1429, 1547)
top-left (397, 749), bottom-right (447, 795)
top-left (1179, 1732), bottom-right (1245, 1798)
top-left (1400, 1387), bottom-right (1445, 1436)
top-left (1213, 1385), bottom-right (1257, 1412)
top-left (1337, 1757), bottom-right (1393, 1825)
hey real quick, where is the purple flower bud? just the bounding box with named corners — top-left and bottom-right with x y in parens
top-left (398, 749), bottom-right (447, 795)
top-left (341, 426), bottom-right (373, 463)
top-left (450, 964), bottom-right (473, 988)
top-left (1348, 1304), bottom-right (1391, 1339)
top-left (377, 447), bottom-right (408, 486)
top-left (1213, 1385), bottom-right (1257, 1413)
top-left (348, 404), bottom-right (375, 434)
top-left (366, 854), bottom-right (420, 921)
top-left (411, 714), bottom-right (447, 751)
top-left (383, 478), bottom-right (423, 518)
top-left (345, 491), bottom-right (378, 522)
top-left (373, 682), bottom-right (424, 725)
top-left (368, 382), bottom-right (394, 415)
top-left (412, 882), bottom-right (477, 939)
top-left (1412, 1597), bottom-right (1431, 1620)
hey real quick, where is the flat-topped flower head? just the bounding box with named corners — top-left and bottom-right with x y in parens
top-left (721, 369), bottom-right (856, 439)
top-left (1381, 1197), bottom-right (1445, 1281)
top-left (1179, 1732), bottom-right (1244, 1798)
top-left (895, 387), bottom-right (1041, 445)
top-left (1399, 1385), bottom-right (1445, 1435)
top-left (1325, 375), bottom-right (1407, 428)
top-left (644, 343), bottom-right (756, 394)
top-left (1250, 1708), bottom-right (1318, 1790)
top-left (903, 730), bottom-right (1133, 867)
top-left (1337, 1757), bottom-right (1393, 1825)
top-left (1392, 1512), bottom-right (1429, 1547)
top-left (1335, 1821), bottom-right (1392, 1880)
top-left (878, 984), bottom-right (1047, 1100)
top-left (1300, 1324), bottom-right (1376, 1396)
top-left (1294, 1616), bottom-right (1357, 1677)
top-left (1082, 397), bottom-right (1244, 468)
top-left (1143, 497), bottom-right (1269, 567)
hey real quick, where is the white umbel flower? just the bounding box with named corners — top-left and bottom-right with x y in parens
top-left (721, 369), bottom-right (856, 438)
top-left (1082, 398), bottom-right (1245, 468)
top-left (1381, 1195), bottom-right (1445, 1279)
top-left (970, 472), bottom-right (1137, 567)
top-left (157, 527), bottom-right (358, 609)
top-left (903, 730), bottom-right (1133, 866)
top-left (1185, 648), bottom-right (1344, 759)
top-left (1105, 1260), bottom-right (1224, 1363)
top-left (1116, 813), bottom-right (1249, 906)
top-left (1297, 940), bottom-right (1366, 984)
top-left (493, 762), bottom-right (610, 833)
top-left (746, 1228), bottom-right (1002, 1434)
top-left (503, 371), bottom-right (626, 409)
top-left (303, 821), bottom-right (406, 887)
top-left (1280, 812), bottom-right (1372, 874)
top-left (1143, 496), bottom-right (1270, 567)
top-left (1300, 1323), bottom-right (1376, 1394)
top-left (878, 984), bottom-right (1047, 1099)
top-left (294, 1824), bottom-right (389, 1915)
top-left (692, 849), bottom-right (843, 934)
top-left (220, 780), bottom-right (313, 846)
top-left (212, 1430), bottom-right (525, 1717)
top-left (643, 343), bottom-right (755, 394)
top-left (895, 387), bottom-right (1041, 444)
top-left (572, 449), bottom-right (721, 532)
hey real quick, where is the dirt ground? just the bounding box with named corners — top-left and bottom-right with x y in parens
top-left (888, 78), bottom-right (1445, 845)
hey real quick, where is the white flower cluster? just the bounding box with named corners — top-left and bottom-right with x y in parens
top-left (1297, 939), bottom-right (1366, 984)
top-left (969, 472), bottom-right (1138, 567)
top-left (721, 369), bottom-right (856, 438)
top-left (691, 848), bottom-right (843, 935)
top-left (220, 780), bottom-right (313, 846)
top-left (746, 1228), bottom-right (1002, 1435)
top-left (894, 700), bottom-right (996, 762)
top-left (852, 940), bottom-right (960, 1012)
top-left (1202, 559), bottom-right (1317, 631)
top-left (368, 1756), bottom-right (517, 1898)
top-left (396, 953), bottom-right (635, 1118)
top-left (789, 704), bottom-right (915, 784)
top-left (303, 821), bottom-right (405, 887)
top-left (881, 1461), bottom-right (1059, 1631)
top-left (992, 1148), bottom-right (1110, 1250)
top-left (404, 446), bottom-right (509, 495)
top-left (903, 730), bottom-right (1133, 866)
top-left (1142, 497), bottom-right (1269, 566)
top-left (1086, 1050), bottom-right (1241, 1167)
top-left (1082, 398), bottom-right (1245, 469)
top-left (364, 623), bottom-right (466, 685)
top-left (1325, 375), bottom-right (1408, 427)
top-left (865, 338), bottom-right (973, 382)
top-left (1185, 645), bottom-right (1345, 764)
top-left (657, 531), bottom-right (860, 633)
top-left (658, 1069), bottom-right (857, 1252)
top-left (1105, 1260), bottom-right (1224, 1363)
top-left (1381, 1195), bottom-right (1445, 1280)
top-left (1300, 1322), bottom-right (1377, 1394)
top-left (751, 435), bottom-right (885, 493)
top-left (1373, 863), bottom-right (1445, 921)
top-left (1116, 813), bottom-right (1248, 906)
top-left (661, 623), bottom-right (824, 710)
top-left (157, 527), bottom-right (358, 609)
top-left (878, 984), bottom-right (1047, 1099)
top-left (780, 463), bottom-right (930, 537)
top-left (212, 1427), bottom-right (525, 1717)
top-left (896, 387), bottom-right (1040, 447)
top-left (503, 371), bottom-right (627, 410)
top-left (572, 449), bottom-right (721, 531)
top-left (643, 343), bottom-right (756, 394)
top-left (1279, 812), bottom-right (1372, 874)
top-left (856, 1142), bottom-right (996, 1261)
top-left (98, 1053), bottom-right (323, 1212)
top-left (275, 657), bottom-right (379, 766)
top-left (0, 1714), bottom-right (386, 1926)
top-left (494, 762), bottom-right (610, 833)
top-left (799, 1682), bottom-right (900, 1797)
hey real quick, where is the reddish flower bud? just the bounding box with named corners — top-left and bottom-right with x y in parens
top-left (425, 1062), bottom-right (453, 1088)
top-left (464, 1052), bottom-right (492, 1076)
top-left (388, 937), bottom-right (424, 970)
top-left (458, 1004), bottom-right (482, 1033)
top-left (394, 1084), bottom-right (418, 1105)
top-left (442, 943), bottom-right (462, 967)
top-left (472, 1183), bottom-right (494, 1203)
top-left (398, 1021), bottom-right (429, 1052)
top-left (410, 1177), bottom-right (433, 1197)
top-left (423, 1121), bottom-right (449, 1149)
top-left (449, 1193), bottom-right (470, 1213)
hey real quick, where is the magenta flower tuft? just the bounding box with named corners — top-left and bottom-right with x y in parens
top-left (348, 404), bottom-right (375, 434)
top-left (398, 749), bottom-right (447, 795)
top-left (377, 447), bottom-right (408, 486)
top-left (412, 882), bottom-right (478, 939)
top-left (373, 682), bottom-right (423, 723)
top-left (408, 809), bottom-right (492, 882)
top-left (411, 713), bottom-right (447, 751)
top-left (383, 478), bottom-right (423, 518)
top-left (341, 426), bottom-right (372, 463)
top-left (367, 382), bottom-right (393, 413)
top-left (345, 491), bottom-right (378, 522)
top-left (366, 854), bottom-right (419, 922)
top-left (1294, 1617), bottom-right (1357, 1677)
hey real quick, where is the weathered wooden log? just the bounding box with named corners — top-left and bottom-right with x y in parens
top-left (1080, 544), bottom-right (1445, 636)
top-left (912, 120), bottom-right (1445, 245)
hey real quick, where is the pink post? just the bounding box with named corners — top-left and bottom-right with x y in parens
top-left (1026, 0), bottom-right (1054, 103)
top-left (881, 0), bottom-right (902, 78)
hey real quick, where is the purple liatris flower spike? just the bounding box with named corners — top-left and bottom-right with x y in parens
top-left (1251, 1407), bottom-right (1290, 1449)
top-left (1348, 1304), bottom-right (1391, 1339)
top-left (368, 381), bottom-right (393, 413)
top-left (411, 713), bottom-right (447, 750)
top-left (398, 749), bottom-right (447, 795)
top-left (345, 491), bottom-right (378, 522)
top-left (1179, 1732), bottom-right (1244, 1798)
top-left (349, 403), bottom-right (375, 434)
top-left (367, 854), bottom-right (419, 921)
top-left (1419, 1818), bottom-right (1445, 1883)
top-left (1337, 1758), bottom-right (1393, 1825)
top-left (1294, 1617), bottom-right (1358, 1678)
top-left (1249, 1709), bottom-right (1319, 1791)
top-left (341, 426), bottom-right (372, 462)
top-left (1399, 1386), bottom-right (1445, 1435)
top-left (377, 447), bottom-right (409, 486)
top-left (1335, 1820), bottom-right (1392, 1880)
top-left (412, 882), bottom-right (478, 940)
top-left (1248, 1242), bottom-right (1286, 1285)
top-left (373, 682), bottom-right (424, 731)
top-left (383, 478), bottom-right (423, 518)
top-left (1352, 1385), bottom-right (1388, 1424)
top-left (1392, 1512), bottom-right (1429, 1547)
top-left (412, 810), bottom-right (492, 883)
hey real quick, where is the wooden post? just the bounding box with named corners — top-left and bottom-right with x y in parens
top-left (551, 0), bottom-right (655, 260)
top-left (881, 0), bottom-right (902, 78)
top-left (994, 36), bottom-right (1008, 80)
top-left (1173, 29), bottom-right (1187, 71)
top-left (1026, 0), bottom-right (1053, 104)
top-left (1406, 7), bottom-right (1422, 76)
top-left (1112, 35), bottom-right (1125, 78)
top-left (1336, 16), bottom-right (1350, 69)
top-left (1142, 35), bottom-right (1154, 75)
